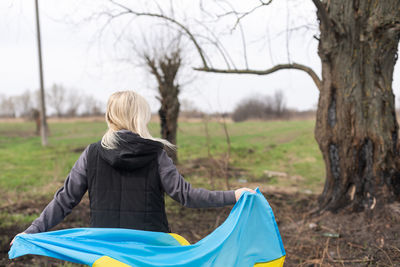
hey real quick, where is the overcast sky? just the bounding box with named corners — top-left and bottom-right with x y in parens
top-left (1, 0), bottom-right (399, 114)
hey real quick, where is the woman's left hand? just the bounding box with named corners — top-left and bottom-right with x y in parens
top-left (10, 232), bottom-right (26, 246)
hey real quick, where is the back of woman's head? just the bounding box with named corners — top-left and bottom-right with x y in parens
top-left (101, 90), bottom-right (175, 150)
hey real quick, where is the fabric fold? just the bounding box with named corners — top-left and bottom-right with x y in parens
top-left (9, 189), bottom-right (285, 267)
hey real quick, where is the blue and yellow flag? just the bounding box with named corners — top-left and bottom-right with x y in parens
top-left (9, 189), bottom-right (285, 266)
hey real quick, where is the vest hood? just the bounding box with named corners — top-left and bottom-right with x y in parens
top-left (98, 131), bottom-right (164, 171)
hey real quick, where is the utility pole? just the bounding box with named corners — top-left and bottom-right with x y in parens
top-left (34, 0), bottom-right (48, 146)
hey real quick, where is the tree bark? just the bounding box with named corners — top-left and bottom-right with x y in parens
top-left (315, 0), bottom-right (400, 212)
top-left (145, 51), bottom-right (182, 163)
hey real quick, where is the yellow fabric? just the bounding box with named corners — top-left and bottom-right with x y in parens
top-left (254, 256), bottom-right (285, 267)
top-left (92, 256), bottom-right (130, 267)
top-left (168, 233), bottom-right (191, 246)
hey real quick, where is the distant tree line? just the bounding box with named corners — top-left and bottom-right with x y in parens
top-left (232, 90), bottom-right (287, 122)
top-left (179, 90), bottom-right (316, 122)
top-left (0, 84), bottom-right (104, 118)
top-left (0, 86), bottom-right (315, 122)
top-left (231, 90), bottom-right (316, 122)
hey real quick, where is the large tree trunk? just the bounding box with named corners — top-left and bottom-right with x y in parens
top-left (315, 0), bottom-right (400, 212)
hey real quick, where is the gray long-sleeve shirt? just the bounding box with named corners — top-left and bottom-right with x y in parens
top-left (25, 145), bottom-right (236, 234)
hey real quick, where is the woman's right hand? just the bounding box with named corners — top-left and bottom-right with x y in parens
top-left (234, 188), bottom-right (256, 201)
top-left (10, 232), bottom-right (26, 246)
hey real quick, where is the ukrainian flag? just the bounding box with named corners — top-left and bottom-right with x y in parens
top-left (9, 189), bottom-right (285, 266)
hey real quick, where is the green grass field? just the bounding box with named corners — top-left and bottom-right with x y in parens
top-left (3, 119), bottom-right (399, 267)
top-left (0, 119), bottom-right (324, 201)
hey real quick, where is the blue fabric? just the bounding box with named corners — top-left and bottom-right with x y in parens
top-left (9, 189), bottom-right (285, 267)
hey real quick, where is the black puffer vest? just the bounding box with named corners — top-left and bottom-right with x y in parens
top-left (86, 131), bottom-right (170, 232)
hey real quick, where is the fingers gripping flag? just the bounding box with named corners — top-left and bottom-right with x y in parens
top-left (9, 189), bottom-right (285, 266)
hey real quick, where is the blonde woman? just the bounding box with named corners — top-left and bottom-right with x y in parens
top-left (12, 91), bottom-right (254, 242)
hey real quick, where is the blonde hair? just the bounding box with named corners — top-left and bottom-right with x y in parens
top-left (101, 90), bottom-right (175, 150)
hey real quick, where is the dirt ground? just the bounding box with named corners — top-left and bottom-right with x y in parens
top-left (1, 191), bottom-right (400, 267)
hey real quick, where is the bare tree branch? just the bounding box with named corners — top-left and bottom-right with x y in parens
top-left (193, 19), bottom-right (238, 69)
top-left (195, 33), bottom-right (233, 69)
top-left (194, 63), bottom-right (322, 91)
top-left (217, 0), bottom-right (273, 31)
top-left (274, 24), bottom-right (318, 39)
top-left (215, 0), bottom-right (256, 68)
top-left (108, 0), bottom-right (209, 68)
top-left (143, 55), bottom-right (163, 85)
top-left (238, 20), bottom-right (249, 68)
top-left (285, 0), bottom-right (291, 63)
top-left (104, 1), bottom-right (321, 92)
top-left (220, 115), bottom-right (231, 190)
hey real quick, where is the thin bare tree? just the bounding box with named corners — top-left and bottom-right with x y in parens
top-left (65, 90), bottom-right (81, 117)
top-left (47, 84), bottom-right (66, 117)
top-left (81, 95), bottom-right (103, 116)
top-left (272, 90), bottom-right (287, 118)
top-left (142, 40), bottom-right (183, 163)
top-left (13, 91), bottom-right (33, 118)
top-left (0, 95), bottom-right (16, 118)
